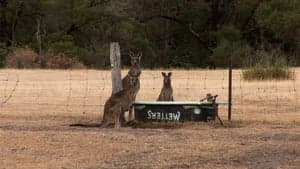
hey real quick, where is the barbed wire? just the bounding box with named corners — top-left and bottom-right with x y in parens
top-left (0, 69), bottom-right (299, 115)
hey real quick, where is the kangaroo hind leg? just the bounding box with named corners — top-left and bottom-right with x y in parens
top-left (114, 107), bottom-right (121, 128)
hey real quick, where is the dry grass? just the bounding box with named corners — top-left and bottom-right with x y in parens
top-left (0, 69), bottom-right (299, 169)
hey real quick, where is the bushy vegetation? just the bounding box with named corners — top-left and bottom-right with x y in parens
top-left (242, 51), bottom-right (294, 81)
top-left (0, 42), bottom-right (9, 67)
top-left (0, 0), bottom-right (299, 69)
top-left (6, 47), bottom-right (39, 68)
top-left (5, 47), bottom-right (84, 69)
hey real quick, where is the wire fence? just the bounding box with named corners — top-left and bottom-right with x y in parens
top-left (0, 69), bottom-right (300, 118)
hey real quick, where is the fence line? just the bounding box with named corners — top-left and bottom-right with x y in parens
top-left (0, 69), bottom-right (300, 117)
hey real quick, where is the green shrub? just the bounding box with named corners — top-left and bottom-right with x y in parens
top-left (211, 26), bottom-right (251, 68)
top-left (45, 32), bottom-right (81, 57)
top-left (242, 51), bottom-right (294, 81)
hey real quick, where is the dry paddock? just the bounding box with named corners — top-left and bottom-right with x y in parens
top-left (0, 69), bottom-right (299, 169)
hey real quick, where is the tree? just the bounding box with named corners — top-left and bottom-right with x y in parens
top-left (0, 0), bottom-right (298, 68)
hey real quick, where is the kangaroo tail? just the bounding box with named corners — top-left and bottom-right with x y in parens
top-left (69, 123), bottom-right (87, 127)
top-left (69, 123), bottom-right (101, 127)
top-left (99, 121), bottom-right (113, 128)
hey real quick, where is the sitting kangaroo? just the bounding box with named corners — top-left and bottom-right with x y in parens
top-left (101, 74), bottom-right (139, 128)
top-left (121, 52), bottom-right (142, 121)
top-left (157, 72), bottom-right (174, 101)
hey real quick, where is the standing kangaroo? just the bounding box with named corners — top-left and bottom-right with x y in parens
top-left (157, 72), bottom-right (174, 101)
top-left (121, 52), bottom-right (142, 121)
top-left (100, 52), bottom-right (142, 128)
top-left (101, 74), bottom-right (139, 128)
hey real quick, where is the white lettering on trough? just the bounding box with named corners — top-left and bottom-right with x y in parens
top-left (147, 110), bottom-right (181, 121)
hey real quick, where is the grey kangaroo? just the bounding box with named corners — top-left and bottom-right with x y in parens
top-left (100, 74), bottom-right (139, 128)
top-left (121, 52), bottom-right (142, 121)
top-left (157, 72), bottom-right (174, 101)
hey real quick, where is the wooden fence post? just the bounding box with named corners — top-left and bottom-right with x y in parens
top-left (110, 42), bottom-right (122, 95)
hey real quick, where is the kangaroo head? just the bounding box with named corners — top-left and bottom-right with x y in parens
top-left (129, 51), bottom-right (142, 66)
top-left (128, 52), bottom-right (142, 77)
top-left (162, 72), bottom-right (172, 87)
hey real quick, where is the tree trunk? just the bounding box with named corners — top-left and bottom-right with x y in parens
top-left (36, 16), bottom-right (42, 55)
top-left (8, 1), bottom-right (23, 46)
top-left (110, 42), bottom-right (122, 95)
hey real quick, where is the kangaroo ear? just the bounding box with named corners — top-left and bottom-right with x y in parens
top-left (129, 51), bottom-right (134, 58)
top-left (168, 72), bottom-right (172, 77)
top-left (162, 72), bottom-right (166, 77)
top-left (138, 52), bottom-right (142, 62)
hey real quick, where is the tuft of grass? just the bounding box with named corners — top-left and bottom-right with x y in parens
top-left (242, 52), bottom-right (294, 81)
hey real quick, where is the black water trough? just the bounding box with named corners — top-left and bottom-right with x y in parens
top-left (133, 101), bottom-right (220, 123)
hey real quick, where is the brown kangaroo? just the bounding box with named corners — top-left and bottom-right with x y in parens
top-left (157, 72), bottom-right (174, 101)
top-left (121, 52), bottom-right (142, 121)
top-left (100, 75), bottom-right (139, 128)
top-left (122, 51), bottom-right (141, 92)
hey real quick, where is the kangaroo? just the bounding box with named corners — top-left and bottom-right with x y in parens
top-left (100, 75), bottom-right (139, 128)
top-left (157, 72), bottom-right (174, 101)
top-left (121, 52), bottom-right (142, 121)
top-left (122, 51), bottom-right (141, 92)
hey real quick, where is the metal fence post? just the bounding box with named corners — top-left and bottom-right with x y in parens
top-left (228, 59), bottom-right (232, 121)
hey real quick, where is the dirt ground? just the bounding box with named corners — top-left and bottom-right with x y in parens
top-left (0, 69), bottom-right (300, 169)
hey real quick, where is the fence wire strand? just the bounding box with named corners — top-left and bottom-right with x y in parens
top-left (1, 74), bottom-right (19, 107)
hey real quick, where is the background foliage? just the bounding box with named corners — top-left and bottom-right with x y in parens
top-left (0, 0), bottom-right (299, 68)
